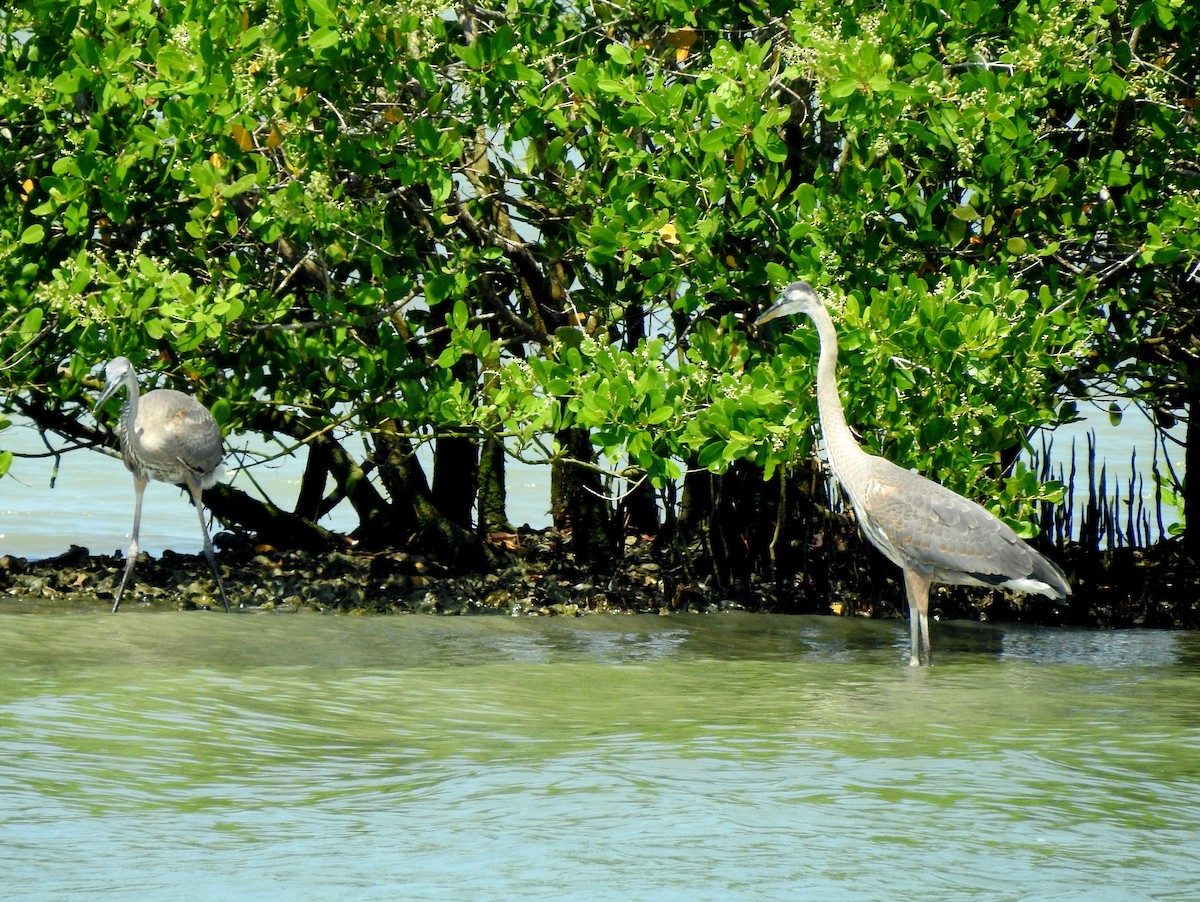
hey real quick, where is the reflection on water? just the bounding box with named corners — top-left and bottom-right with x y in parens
top-left (1, 611), bottom-right (1198, 900)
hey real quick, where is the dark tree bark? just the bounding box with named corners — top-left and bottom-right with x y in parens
top-left (619, 298), bottom-right (661, 536)
top-left (432, 431), bottom-right (479, 531)
top-left (204, 483), bottom-right (337, 550)
top-left (1186, 384), bottom-right (1200, 566)
top-left (550, 426), bottom-right (615, 562)
top-left (477, 433), bottom-right (510, 533)
top-left (294, 439), bottom-right (331, 522)
top-left (619, 482), bottom-right (660, 537)
top-left (370, 428), bottom-right (499, 568)
top-left (678, 457), bottom-right (834, 591)
top-left (246, 407), bottom-right (390, 528)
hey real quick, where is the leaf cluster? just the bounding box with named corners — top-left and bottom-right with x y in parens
top-left (1, 0), bottom-right (1195, 548)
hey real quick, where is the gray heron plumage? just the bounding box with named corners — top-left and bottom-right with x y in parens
top-left (94, 356), bottom-right (231, 613)
top-left (755, 282), bottom-right (1070, 665)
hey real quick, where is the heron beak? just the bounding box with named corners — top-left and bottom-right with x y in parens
top-left (754, 300), bottom-right (790, 327)
top-left (94, 379), bottom-right (119, 414)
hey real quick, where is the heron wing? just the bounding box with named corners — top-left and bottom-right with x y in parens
top-left (855, 456), bottom-right (1039, 587)
top-left (135, 390), bottom-right (224, 477)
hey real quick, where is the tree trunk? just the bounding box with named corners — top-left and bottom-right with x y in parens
top-left (432, 431), bottom-right (478, 531)
top-left (312, 438), bottom-right (389, 527)
top-left (477, 433), bottom-right (510, 534)
top-left (619, 298), bottom-right (660, 536)
top-left (476, 320), bottom-right (513, 536)
top-left (366, 430), bottom-right (427, 541)
top-left (679, 468), bottom-right (730, 585)
top-left (1186, 387), bottom-right (1199, 566)
top-left (242, 406), bottom-right (391, 535)
top-left (370, 428), bottom-right (497, 568)
top-left (619, 479), bottom-right (660, 537)
top-left (550, 426), bottom-right (614, 561)
top-left (204, 483), bottom-right (337, 550)
top-left (294, 439), bottom-right (331, 522)
top-left (678, 458), bottom-right (830, 593)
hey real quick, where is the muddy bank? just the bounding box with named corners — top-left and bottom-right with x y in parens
top-left (2, 531), bottom-right (723, 616)
top-left (2, 528), bottom-right (1197, 629)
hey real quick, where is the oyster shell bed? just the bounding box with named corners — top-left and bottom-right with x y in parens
top-left (2, 529), bottom-right (1196, 629)
top-left (0, 531), bottom-right (770, 616)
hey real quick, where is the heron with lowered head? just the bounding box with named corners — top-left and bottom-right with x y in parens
top-left (755, 281), bottom-right (1070, 665)
top-left (94, 356), bottom-right (232, 613)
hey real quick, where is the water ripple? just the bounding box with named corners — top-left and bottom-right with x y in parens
top-left (2, 613), bottom-right (1199, 900)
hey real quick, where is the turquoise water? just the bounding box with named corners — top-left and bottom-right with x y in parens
top-left (1, 610), bottom-right (1197, 900)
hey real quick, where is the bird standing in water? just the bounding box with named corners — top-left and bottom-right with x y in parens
top-left (755, 282), bottom-right (1070, 665)
top-left (94, 357), bottom-right (232, 613)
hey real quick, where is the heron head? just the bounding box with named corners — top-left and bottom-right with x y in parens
top-left (94, 356), bottom-right (135, 412)
top-left (754, 281), bottom-right (822, 327)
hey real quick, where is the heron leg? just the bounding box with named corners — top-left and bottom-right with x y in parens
top-left (113, 475), bottom-right (147, 613)
top-left (187, 478), bottom-right (232, 613)
top-left (903, 569), bottom-right (933, 667)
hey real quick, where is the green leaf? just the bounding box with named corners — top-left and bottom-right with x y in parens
top-left (697, 439), bottom-right (727, 470)
top-left (309, 27), bottom-right (340, 51)
top-left (52, 71), bottom-right (81, 94)
top-left (645, 405), bottom-right (673, 425)
top-left (155, 49), bottom-right (192, 83)
top-left (21, 307), bottom-right (44, 337)
top-left (795, 182), bottom-right (817, 216)
top-left (457, 41), bottom-right (482, 69)
top-left (765, 262), bottom-right (792, 285)
top-left (828, 79), bottom-right (858, 99)
top-left (20, 224), bottom-right (45, 244)
top-left (306, 0), bottom-right (338, 27)
top-left (595, 78), bottom-right (629, 97)
top-left (606, 43), bottom-right (632, 65)
top-left (699, 126), bottom-right (737, 154)
top-left (555, 327), bottom-right (585, 351)
top-left (1100, 72), bottom-right (1128, 100)
top-left (1047, 164), bottom-right (1071, 195)
top-left (209, 398), bottom-right (231, 427)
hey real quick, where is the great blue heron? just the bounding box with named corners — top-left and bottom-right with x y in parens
top-left (755, 282), bottom-right (1070, 665)
top-left (94, 357), bottom-right (232, 613)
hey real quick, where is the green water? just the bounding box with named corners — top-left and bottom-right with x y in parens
top-left (1, 610), bottom-right (1197, 901)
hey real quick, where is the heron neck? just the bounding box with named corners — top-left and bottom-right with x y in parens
top-left (118, 375), bottom-right (140, 446)
top-left (810, 306), bottom-right (869, 485)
